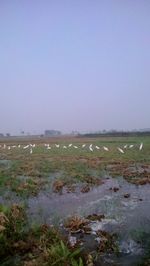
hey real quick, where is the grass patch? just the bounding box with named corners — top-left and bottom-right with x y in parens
top-left (0, 203), bottom-right (84, 266)
top-left (1, 135), bottom-right (150, 196)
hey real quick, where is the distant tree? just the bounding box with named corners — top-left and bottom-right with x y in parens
top-left (110, 129), bottom-right (117, 133)
top-left (6, 133), bottom-right (10, 137)
top-left (44, 130), bottom-right (61, 136)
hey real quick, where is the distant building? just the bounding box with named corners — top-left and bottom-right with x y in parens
top-left (71, 131), bottom-right (80, 136)
top-left (44, 130), bottom-right (61, 136)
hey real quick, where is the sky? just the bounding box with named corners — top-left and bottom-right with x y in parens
top-left (0, 0), bottom-right (150, 135)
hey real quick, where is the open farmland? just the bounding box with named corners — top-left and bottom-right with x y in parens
top-left (0, 135), bottom-right (150, 266)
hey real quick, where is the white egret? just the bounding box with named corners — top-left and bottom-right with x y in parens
top-left (68, 143), bottom-right (72, 147)
top-left (30, 148), bottom-right (33, 154)
top-left (82, 144), bottom-right (86, 148)
top-left (63, 146), bottom-right (67, 149)
top-left (103, 146), bottom-right (109, 151)
top-left (95, 145), bottom-right (100, 150)
top-left (47, 146), bottom-right (51, 150)
top-left (117, 147), bottom-right (124, 154)
top-left (89, 144), bottom-right (93, 152)
top-left (129, 144), bottom-right (134, 148)
top-left (73, 145), bottom-right (78, 149)
top-left (23, 145), bottom-right (29, 149)
top-left (55, 144), bottom-right (60, 148)
top-left (139, 143), bottom-right (143, 150)
top-left (44, 144), bottom-right (49, 147)
top-left (124, 144), bottom-right (128, 149)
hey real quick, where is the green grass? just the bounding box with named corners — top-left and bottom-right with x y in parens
top-left (0, 136), bottom-right (150, 265)
top-left (0, 203), bottom-right (84, 266)
top-left (0, 136), bottom-right (150, 196)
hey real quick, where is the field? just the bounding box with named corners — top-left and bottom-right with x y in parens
top-left (0, 135), bottom-right (150, 266)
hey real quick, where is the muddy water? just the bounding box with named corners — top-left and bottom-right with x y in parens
top-left (28, 177), bottom-right (150, 226)
top-left (28, 177), bottom-right (150, 265)
top-left (0, 159), bottom-right (12, 168)
top-left (1, 175), bottom-right (150, 265)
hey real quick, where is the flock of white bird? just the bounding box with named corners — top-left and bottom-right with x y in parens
top-left (0, 142), bottom-right (143, 154)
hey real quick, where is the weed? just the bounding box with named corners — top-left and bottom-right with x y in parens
top-left (0, 204), bottom-right (85, 266)
top-left (65, 216), bottom-right (90, 233)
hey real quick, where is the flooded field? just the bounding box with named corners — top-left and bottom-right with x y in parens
top-left (0, 136), bottom-right (150, 266)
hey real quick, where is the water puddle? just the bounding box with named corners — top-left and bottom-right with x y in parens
top-left (0, 159), bottom-right (12, 168)
top-left (28, 177), bottom-right (150, 225)
top-left (1, 175), bottom-right (150, 265)
top-left (26, 176), bottom-right (150, 265)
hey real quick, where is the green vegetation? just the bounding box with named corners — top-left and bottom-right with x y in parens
top-left (0, 136), bottom-right (150, 265)
top-left (0, 135), bottom-right (150, 195)
top-left (0, 203), bottom-right (84, 266)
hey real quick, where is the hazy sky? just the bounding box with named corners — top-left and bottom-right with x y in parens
top-left (0, 1), bottom-right (150, 135)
